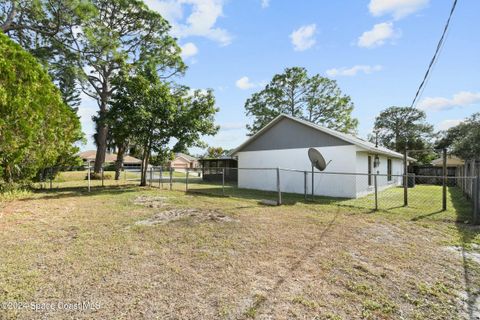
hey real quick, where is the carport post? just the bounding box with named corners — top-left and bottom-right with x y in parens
top-left (442, 148), bottom-right (447, 211)
top-left (304, 171), bottom-right (307, 201)
top-left (403, 149), bottom-right (408, 206)
top-left (374, 173), bottom-right (378, 211)
top-left (276, 167), bottom-right (282, 206)
top-left (169, 167), bottom-right (173, 190)
top-left (222, 168), bottom-right (225, 196)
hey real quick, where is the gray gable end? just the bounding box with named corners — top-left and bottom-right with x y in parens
top-left (240, 117), bottom-right (352, 152)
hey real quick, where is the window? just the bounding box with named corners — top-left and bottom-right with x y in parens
top-left (368, 156), bottom-right (372, 186)
top-left (387, 159), bottom-right (392, 181)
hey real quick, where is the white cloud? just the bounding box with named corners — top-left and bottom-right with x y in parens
top-left (357, 22), bottom-right (400, 48)
top-left (418, 91), bottom-right (480, 112)
top-left (290, 24), bottom-right (317, 51)
top-left (145, 0), bottom-right (232, 46)
top-left (261, 0), bottom-right (270, 8)
top-left (180, 42), bottom-right (198, 58)
top-left (235, 76), bottom-right (256, 90)
top-left (436, 119), bottom-right (462, 131)
top-left (326, 65), bottom-right (382, 77)
top-left (369, 0), bottom-right (429, 20)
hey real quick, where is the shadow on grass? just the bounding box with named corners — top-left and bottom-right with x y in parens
top-left (185, 184), bottom-right (374, 211)
top-left (20, 184), bottom-right (144, 201)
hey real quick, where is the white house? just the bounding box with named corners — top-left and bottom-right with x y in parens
top-left (231, 114), bottom-right (414, 199)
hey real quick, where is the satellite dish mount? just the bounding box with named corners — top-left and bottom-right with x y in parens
top-left (307, 148), bottom-right (331, 200)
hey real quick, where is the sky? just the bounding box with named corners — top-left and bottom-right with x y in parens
top-left (78, 0), bottom-right (480, 155)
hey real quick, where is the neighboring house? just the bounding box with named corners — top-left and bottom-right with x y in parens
top-left (199, 156), bottom-right (238, 182)
top-left (169, 153), bottom-right (199, 169)
top-left (231, 114), bottom-right (414, 199)
top-left (78, 150), bottom-right (142, 168)
top-left (431, 155), bottom-right (464, 167)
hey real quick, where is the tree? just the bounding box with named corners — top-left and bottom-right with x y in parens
top-left (108, 69), bottom-right (218, 186)
top-left (245, 67), bottom-right (358, 135)
top-left (372, 106), bottom-right (435, 163)
top-left (1, 0), bottom-right (93, 112)
top-left (59, 0), bottom-right (185, 173)
top-left (2, 0), bottom-right (186, 174)
top-left (205, 147), bottom-right (226, 158)
top-left (0, 32), bottom-right (82, 186)
top-left (436, 113), bottom-right (480, 160)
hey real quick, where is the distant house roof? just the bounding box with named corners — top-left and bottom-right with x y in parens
top-left (175, 153), bottom-right (198, 162)
top-left (431, 155), bottom-right (464, 167)
top-left (77, 150), bottom-right (142, 164)
top-left (231, 114), bottom-right (415, 161)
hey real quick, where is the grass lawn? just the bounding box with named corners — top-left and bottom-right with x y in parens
top-left (1, 175), bottom-right (479, 319)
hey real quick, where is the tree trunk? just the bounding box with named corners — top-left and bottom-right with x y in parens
top-left (114, 145), bottom-right (125, 180)
top-left (94, 99), bottom-right (109, 173)
top-left (140, 146), bottom-right (151, 186)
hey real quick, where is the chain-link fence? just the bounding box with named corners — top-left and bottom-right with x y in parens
top-left (37, 163), bottom-right (480, 224)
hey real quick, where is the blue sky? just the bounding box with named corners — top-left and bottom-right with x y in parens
top-left (78, 0), bottom-right (480, 155)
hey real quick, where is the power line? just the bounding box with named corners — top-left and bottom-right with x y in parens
top-left (410, 0), bottom-right (458, 108)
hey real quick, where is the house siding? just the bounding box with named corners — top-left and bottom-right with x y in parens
top-left (237, 145), bottom-right (358, 198)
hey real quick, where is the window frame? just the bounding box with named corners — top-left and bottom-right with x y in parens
top-left (368, 156), bottom-right (372, 186)
top-left (387, 158), bottom-right (392, 181)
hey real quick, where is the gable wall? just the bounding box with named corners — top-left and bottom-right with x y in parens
top-left (241, 117), bottom-right (352, 152)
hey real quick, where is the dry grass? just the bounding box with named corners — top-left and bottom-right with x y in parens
top-left (0, 178), bottom-right (479, 319)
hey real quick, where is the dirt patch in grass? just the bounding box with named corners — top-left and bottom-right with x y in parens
top-left (133, 195), bottom-right (169, 208)
top-left (135, 208), bottom-right (237, 225)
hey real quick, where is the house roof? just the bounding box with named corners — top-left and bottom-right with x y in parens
top-left (431, 155), bottom-right (464, 167)
top-left (175, 153), bottom-right (198, 162)
top-left (77, 150), bottom-right (142, 164)
top-left (232, 114), bottom-right (415, 161)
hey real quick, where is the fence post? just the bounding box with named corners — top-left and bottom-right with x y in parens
top-left (101, 166), bottom-right (104, 187)
top-left (169, 167), bottom-right (173, 190)
top-left (276, 167), bottom-right (282, 206)
top-left (222, 168), bottom-right (225, 197)
top-left (186, 169), bottom-right (189, 192)
top-left (49, 168), bottom-right (53, 190)
top-left (374, 173), bottom-right (378, 211)
top-left (124, 168), bottom-right (126, 182)
top-left (159, 167), bottom-right (162, 188)
top-left (403, 149), bottom-right (408, 206)
top-left (442, 148), bottom-right (447, 211)
top-left (149, 167), bottom-right (153, 187)
top-left (474, 176), bottom-right (480, 225)
top-left (304, 171), bottom-right (307, 201)
top-left (87, 161), bottom-right (91, 192)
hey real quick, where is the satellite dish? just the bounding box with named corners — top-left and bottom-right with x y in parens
top-left (308, 148), bottom-right (328, 171)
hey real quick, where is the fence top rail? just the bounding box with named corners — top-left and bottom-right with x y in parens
top-left (124, 166), bottom-right (478, 179)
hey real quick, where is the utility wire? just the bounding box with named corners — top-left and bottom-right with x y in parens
top-left (410, 0), bottom-right (458, 108)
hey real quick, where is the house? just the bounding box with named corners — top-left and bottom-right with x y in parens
top-left (199, 156), bottom-right (238, 182)
top-left (231, 114), bottom-right (414, 199)
top-left (169, 153), bottom-right (199, 169)
top-left (78, 150), bottom-right (142, 168)
top-left (431, 155), bottom-right (464, 167)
